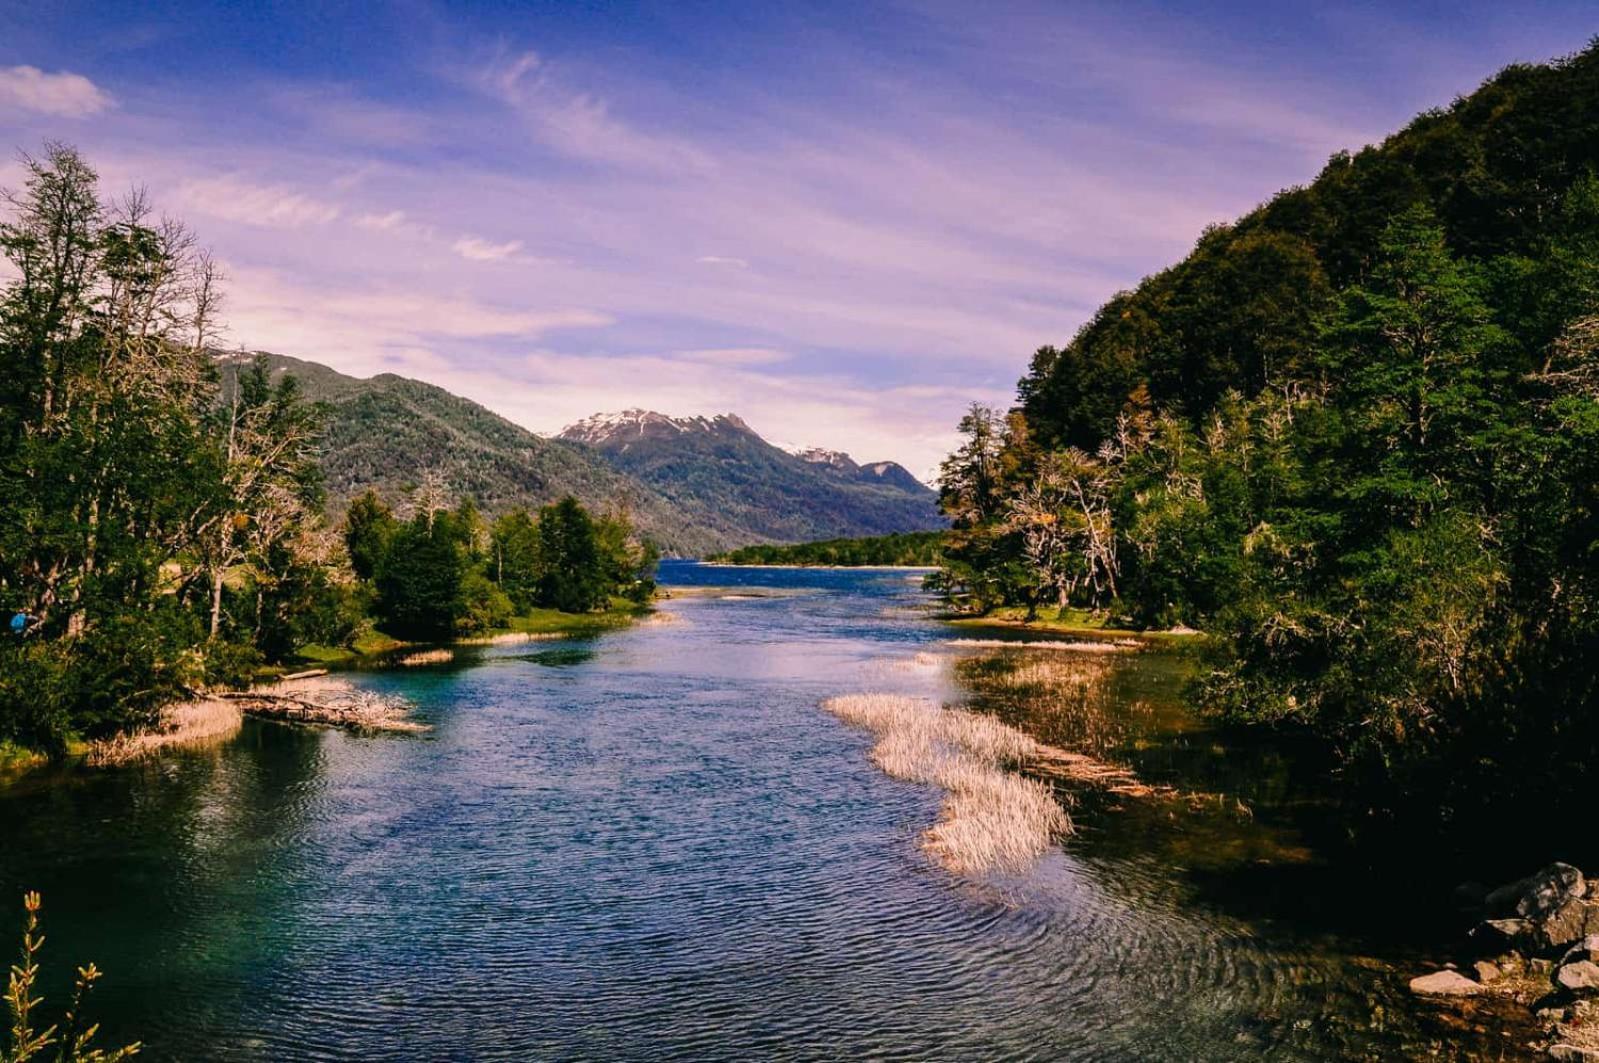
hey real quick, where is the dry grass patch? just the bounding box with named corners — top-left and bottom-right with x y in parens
top-left (822, 693), bottom-right (1071, 874)
top-left (396, 648), bottom-right (454, 666)
top-left (456, 631), bottom-right (563, 645)
top-left (87, 698), bottom-right (243, 765)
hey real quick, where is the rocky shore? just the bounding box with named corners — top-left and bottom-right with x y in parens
top-left (1410, 863), bottom-right (1599, 1060)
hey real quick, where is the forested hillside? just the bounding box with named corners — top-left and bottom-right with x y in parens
top-left (223, 353), bottom-right (720, 556)
top-left (233, 357), bottom-right (943, 555)
top-left (939, 41), bottom-right (1599, 860)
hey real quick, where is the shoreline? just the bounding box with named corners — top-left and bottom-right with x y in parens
top-left (699, 562), bottom-right (938, 571)
top-left (3, 601), bottom-right (657, 778)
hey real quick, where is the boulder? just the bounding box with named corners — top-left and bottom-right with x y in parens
top-left (1475, 917), bottom-right (1535, 950)
top-left (1484, 863), bottom-right (1586, 920)
top-left (1538, 900), bottom-right (1599, 953)
top-left (1562, 936), bottom-right (1599, 967)
top-left (1557, 961), bottom-right (1599, 995)
top-left (1410, 970), bottom-right (1485, 997)
top-left (1474, 959), bottom-right (1505, 984)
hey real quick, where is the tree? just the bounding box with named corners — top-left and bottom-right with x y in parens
top-left (202, 357), bottom-right (324, 639)
top-left (535, 497), bottom-right (605, 613)
top-left (374, 512), bottom-right (466, 639)
top-left (343, 490), bottom-right (397, 582)
top-left (489, 508), bottom-right (541, 611)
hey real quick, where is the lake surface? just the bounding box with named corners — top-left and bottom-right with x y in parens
top-left (0, 562), bottom-right (1530, 1060)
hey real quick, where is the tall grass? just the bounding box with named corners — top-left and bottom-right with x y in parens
top-left (85, 699), bottom-right (243, 766)
top-left (822, 693), bottom-right (1071, 874)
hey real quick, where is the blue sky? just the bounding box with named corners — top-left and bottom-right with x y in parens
top-left (1, 2), bottom-right (1594, 476)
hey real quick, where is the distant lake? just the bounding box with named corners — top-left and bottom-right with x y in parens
top-left (0, 562), bottom-right (1530, 1060)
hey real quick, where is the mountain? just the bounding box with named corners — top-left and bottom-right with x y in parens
top-left (795, 446), bottom-right (930, 494)
top-left (558, 409), bottom-right (945, 543)
top-left (221, 355), bottom-right (944, 554)
top-left (221, 353), bottom-right (729, 555)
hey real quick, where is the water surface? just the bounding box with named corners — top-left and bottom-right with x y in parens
top-left (0, 562), bottom-right (1529, 1060)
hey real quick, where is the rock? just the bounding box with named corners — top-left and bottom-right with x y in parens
top-left (1484, 863), bottom-right (1586, 920)
top-left (1538, 899), bottom-right (1599, 953)
top-left (1474, 959), bottom-right (1504, 984)
top-left (1557, 960), bottom-right (1599, 994)
top-left (1475, 916), bottom-right (1535, 954)
top-left (1548, 1045), bottom-right (1599, 1062)
top-left (1562, 936), bottom-right (1599, 967)
top-left (1410, 970), bottom-right (1485, 997)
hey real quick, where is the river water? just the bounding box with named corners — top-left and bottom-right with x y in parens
top-left (0, 562), bottom-right (1532, 1060)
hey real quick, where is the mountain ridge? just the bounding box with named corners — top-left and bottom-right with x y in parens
top-left (222, 352), bottom-right (943, 554)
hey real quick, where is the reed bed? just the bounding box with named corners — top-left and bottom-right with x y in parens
top-left (455, 631), bottom-right (563, 645)
top-left (821, 693), bottom-right (1071, 874)
top-left (86, 698), bottom-right (244, 765)
top-left (396, 648), bottom-right (454, 666)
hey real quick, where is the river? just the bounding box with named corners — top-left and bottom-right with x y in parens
top-left (0, 562), bottom-right (1531, 1060)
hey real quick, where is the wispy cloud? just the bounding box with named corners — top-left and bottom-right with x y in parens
top-left (355, 209), bottom-right (408, 231)
top-left (0, 66), bottom-right (112, 118)
top-left (11, 3), bottom-right (1587, 475)
top-left (453, 235), bottom-right (524, 261)
top-left (177, 175), bottom-right (341, 228)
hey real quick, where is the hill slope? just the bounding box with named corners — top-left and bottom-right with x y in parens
top-left (1022, 41), bottom-right (1599, 450)
top-left (221, 353), bottom-right (738, 555)
top-left (222, 354), bottom-right (943, 554)
top-left (559, 410), bottom-right (945, 542)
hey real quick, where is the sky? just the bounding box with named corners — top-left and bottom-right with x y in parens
top-left (1, 2), bottom-right (1594, 478)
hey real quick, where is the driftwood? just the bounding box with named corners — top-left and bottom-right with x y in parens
top-left (221, 679), bottom-right (425, 733)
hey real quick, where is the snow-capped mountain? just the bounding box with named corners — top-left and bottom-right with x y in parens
top-left (559, 410), bottom-right (943, 543)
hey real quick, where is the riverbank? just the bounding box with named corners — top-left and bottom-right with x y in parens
top-left (1, 599), bottom-right (656, 778)
top-left (945, 605), bottom-right (1204, 644)
top-left (292, 598), bottom-right (655, 666)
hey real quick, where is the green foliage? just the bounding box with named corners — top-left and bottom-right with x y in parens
top-left (374, 512), bottom-right (468, 640)
top-left (536, 498), bottom-right (606, 613)
top-left (709, 531), bottom-right (945, 567)
top-left (352, 492), bottom-right (654, 639)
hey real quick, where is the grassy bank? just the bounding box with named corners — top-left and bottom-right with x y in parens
top-left (945, 606), bottom-right (1203, 644)
top-left (292, 597), bottom-right (654, 665)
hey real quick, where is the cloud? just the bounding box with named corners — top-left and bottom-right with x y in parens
top-left (177, 175), bottom-right (341, 228)
top-left (696, 255), bottom-right (749, 268)
top-left (355, 210), bottom-right (408, 231)
top-left (452, 235), bottom-right (524, 261)
top-left (678, 347), bottom-right (788, 366)
top-left (0, 66), bottom-right (112, 118)
top-left (474, 47), bottom-right (714, 173)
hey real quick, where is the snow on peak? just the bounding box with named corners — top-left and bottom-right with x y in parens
top-left (559, 409), bottom-right (753, 446)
